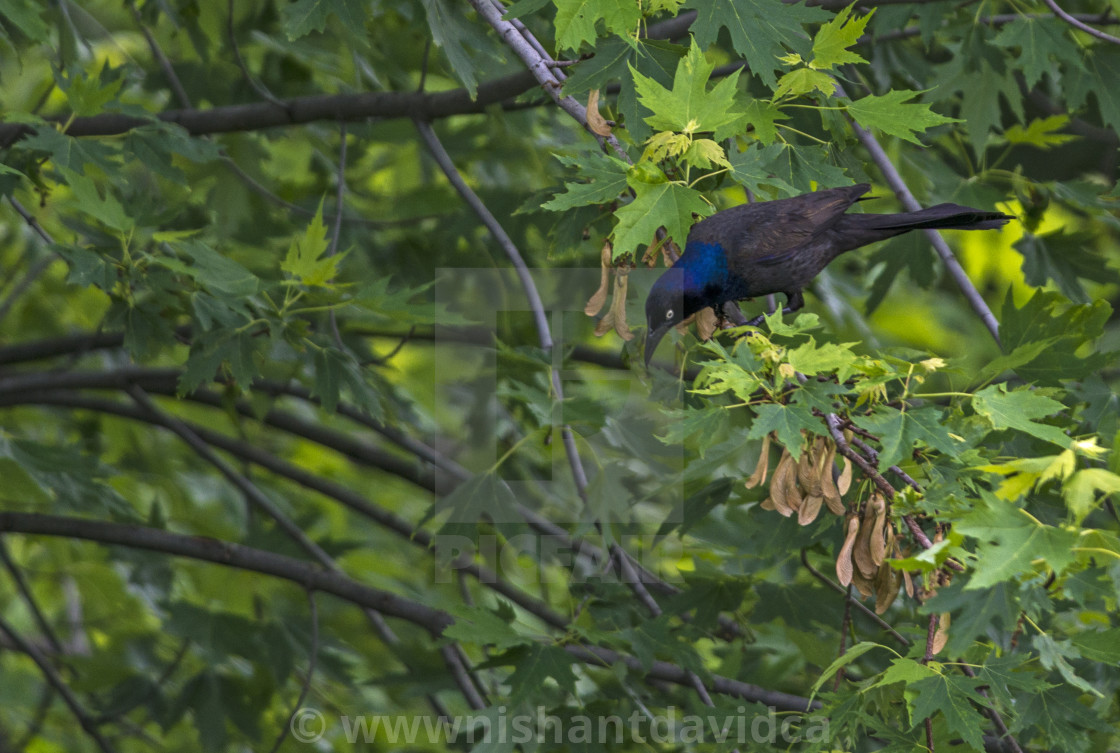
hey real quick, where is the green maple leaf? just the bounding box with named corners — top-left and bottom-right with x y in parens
top-left (810, 5), bottom-right (873, 70)
top-left (685, 0), bottom-right (829, 88)
top-left (727, 143), bottom-right (795, 197)
top-left (954, 495), bottom-right (1078, 589)
top-left (923, 581), bottom-right (1019, 657)
top-left (741, 99), bottom-right (786, 145)
top-left (854, 405), bottom-right (958, 470)
top-left (906, 674), bottom-right (990, 751)
top-left (541, 153), bottom-right (629, 211)
top-left (747, 402), bottom-right (817, 460)
top-left (1034, 634), bottom-right (1104, 697)
top-left (1070, 49), bottom-right (1120, 134)
top-left (281, 200), bottom-right (343, 286)
top-left (998, 290), bottom-right (1111, 384)
top-left (60, 167), bottom-right (131, 233)
top-left (444, 604), bottom-right (529, 651)
top-left (1014, 230), bottom-right (1120, 304)
top-left (969, 654), bottom-right (1052, 709)
top-left (283, 0), bottom-right (366, 39)
top-left (611, 179), bottom-right (711, 259)
top-left (554, 0), bottom-right (640, 51)
top-left (765, 143), bottom-right (850, 193)
top-left (420, 0), bottom-right (488, 94)
top-left (631, 38), bottom-right (745, 136)
top-left (505, 644), bottom-right (579, 699)
top-left (1019, 685), bottom-right (1115, 751)
top-left (772, 67), bottom-right (836, 101)
top-left (846, 89), bottom-right (960, 145)
top-left (952, 62), bottom-right (1023, 157)
top-left (1063, 468), bottom-right (1120, 523)
top-left (992, 17), bottom-right (1081, 89)
top-left (786, 337), bottom-right (858, 378)
top-left (1004, 115), bottom-right (1076, 149)
top-left (971, 384), bottom-right (1071, 448)
top-left (664, 566), bottom-right (748, 628)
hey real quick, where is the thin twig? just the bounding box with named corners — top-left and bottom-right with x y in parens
top-left (921, 612), bottom-right (939, 751)
top-left (327, 122), bottom-right (348, 349)
top-left (127, 385), bottom-right (339, 567)
top-left (441, 644), bottom-right (489, 710)
top-left (268, 590), bottom-right (320, 753)
top-left (834, 583), bottom-right (854, 691)
top-left (1040, 0), bottom-right (1120, 44)
top-left (825, 413), bottom-right (964, 571)
top-left (414, 120), bottom-right (552, 346)
top-left (0, 616), bottom-right (115, 753)
top-left (835, 80), bottom-right (1003, 347)
top-left (0, 538), bottom-right (65, 655)
top-left (0, 197), bottom-right (60, 324)
top-left (128, 0), bottom-right (192, 109)
top-left (958, 663), bottom-right (1025, 753)
top-left (227, 0), bottom-right (290, 110)
top-left (467, 0), bottom-right (629, 159)
top-left (800, 549), bottom-right (910, 646)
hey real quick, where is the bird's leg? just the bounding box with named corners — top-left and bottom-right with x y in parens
top-left (721, 300), bottom-right (748, 326)
top-left (745, 291), bottom-right (805, 327)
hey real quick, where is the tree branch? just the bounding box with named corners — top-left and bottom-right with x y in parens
top-left (1040, 0), bottom-right (1120, 45)
top-left (0, 70), bottom-right (540, 145)
top-left (0, 615), bottom-right (115, 753)
top-left (834, 80), bottom-right (1004, 347)
top-left (0, 512), bottom-right (454, 634)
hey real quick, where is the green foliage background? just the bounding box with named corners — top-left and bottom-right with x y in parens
top-left (0, 0), bottom-right (1118, 751)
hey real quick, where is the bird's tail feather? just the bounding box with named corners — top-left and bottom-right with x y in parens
top-left (863, 203), bottom-right (1012, 232)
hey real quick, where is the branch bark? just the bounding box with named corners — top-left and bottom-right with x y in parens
top-left (0, 70), bottom-right (539, 145)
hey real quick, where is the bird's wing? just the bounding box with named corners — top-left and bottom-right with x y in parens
top-left (687, 185), bottom-right (870, 265)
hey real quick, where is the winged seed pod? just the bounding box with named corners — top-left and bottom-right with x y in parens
top-left (820, 441), bottom-right (845, 514)
top-left (745, 433), bottom-right (773, 489)
top-left (836, 513), bottom-right (860, 586)
top-left (797, 439), bottom-right (824, 496)
top-left (798, 493), bottom-right (824, 525)
top-left (584, 242), bottom-right (612, 316)
top-left (932, 613), bottom-right (951, 655)
top-left (851, 566), bottom-right (875, 598)
top-left (770, 449), bottom-right (802, 516)
top-left (853, 499), bottom-right (879, 580)
top-left (874, 562), bottom-right (902, 614)
top-left (869, 494), bottom-right (889, 567)
top-left (837, 455), bottom-right (852, 495)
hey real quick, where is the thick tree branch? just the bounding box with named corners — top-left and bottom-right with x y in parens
top-left (0, 71), bottom-right (540, 145)
top-left (0, 388), bottom-right (570, 631)
top-left (0, 513), bottom-right (454, 634)
top-left (3, 512), bottom-right (823, 715)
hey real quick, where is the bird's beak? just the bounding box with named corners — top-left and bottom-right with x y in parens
top-left (644, 320), bottom-right (673, 368)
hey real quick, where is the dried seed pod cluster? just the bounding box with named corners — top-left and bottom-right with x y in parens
top-left (837, 492), bottom-right (903, 614)
top-left (749, 434), bottom-right (904, 616)
top-left (752, 435), bottom-right (850, 525)
top-left (586, 242), bottom-right (635, 341)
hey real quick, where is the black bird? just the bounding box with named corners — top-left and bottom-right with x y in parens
top-left (644, 184), bottom-right (1011, 365)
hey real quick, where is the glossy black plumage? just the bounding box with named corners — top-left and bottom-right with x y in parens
top-left (644, 184), bottom-right (1011, 365)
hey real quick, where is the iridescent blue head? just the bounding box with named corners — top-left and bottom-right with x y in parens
top-left (644, 241), bottom-right (731, 366)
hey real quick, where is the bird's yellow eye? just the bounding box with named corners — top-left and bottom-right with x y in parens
top-left (665, 309), bottom-right (674, 320)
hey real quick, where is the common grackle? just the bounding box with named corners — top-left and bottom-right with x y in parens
top-left (644, 184), bottom-right (1011, 365)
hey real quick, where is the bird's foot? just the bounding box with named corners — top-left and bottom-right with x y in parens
top-left (745, 306), bottom-right (798, 328)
